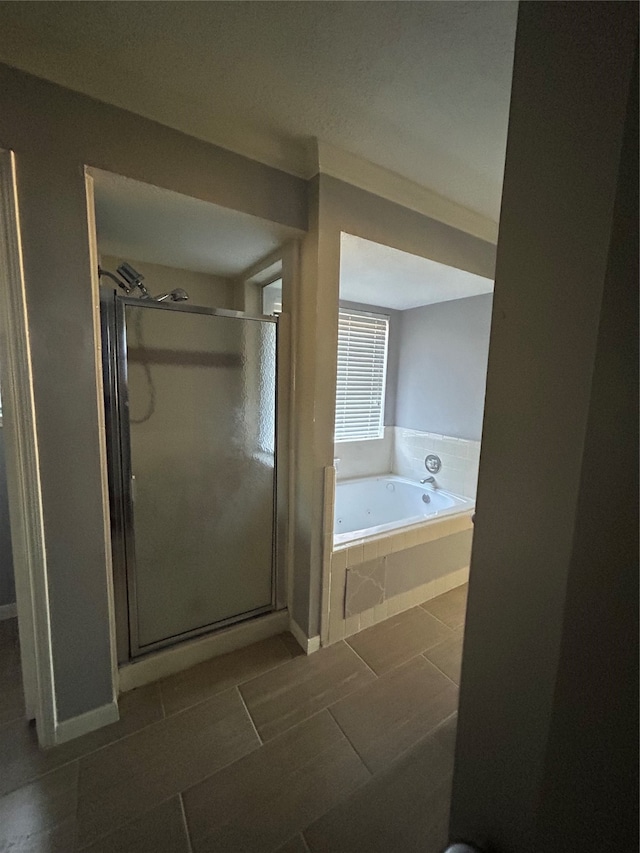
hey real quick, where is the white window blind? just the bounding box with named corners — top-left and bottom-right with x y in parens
top-left (335, 309), bottom-right (389, 442)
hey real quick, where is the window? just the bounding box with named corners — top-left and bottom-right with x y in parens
top-left (335, 309), bottom-right (389, 442)
top-left (262, 279), bottom-right (282, 315)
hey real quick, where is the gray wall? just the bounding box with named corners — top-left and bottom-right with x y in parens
top-left (450, 4), bottom-right (637, 851)
top-left (535, 35), bottom-right (638, 853)
top-left (395, 293), bottom-right (492, 440)
top-left (338, 299), bottom-right (400, 426)
top-left (0, 62), bottom-right (306, 723)
top-left (0, 429), bottom-right (15, 607)
top-left (292, 173), bottom-right (496, 637)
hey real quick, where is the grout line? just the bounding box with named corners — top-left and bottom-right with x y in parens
top-left (0, 752), bottom-right (84, 802)
top-left (178, 793), bottom-right (194, 853)
top-left (231, 646), bottom-right (298, 692)
top-left (75, 721), bottom-right (266, 850)
top-left (2, 639), bottom-right (297, 797)
top-left (341, 639), bottom-right (379, 679)
top-left (235, 685), bottom-right (263, 746)
top-left (157, 684), bottom-right (167, 719)
top-left (345, 633), bottom-right (459, 683)
top-left (388, 710), bottom-right (460, 772)
top-left (421, 652), bottom-right (460, 688)
top-left (7, 633), bottom-right (458, 801)
top-left (433, 709), bottom-right (459, 735)
top-left (0, 687), bottom-right (215, 798)
top-left (326, 706), bottom-right (374, 777)
top-left (420, 605), bottom-right (459, 632)
top-left (155, 645), bottom-right (297, 723)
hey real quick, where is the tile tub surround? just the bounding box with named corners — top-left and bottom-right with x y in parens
top-left (328, 509), bottom-right (472, 644)
top-left (325, 426), bottom-right (476, 644)
top-left (393, 427), bottom-right (481, 499)
top-left (334, 428), bottom-right (480, 497)
top-left (334, 427), bottom-right (393, 480)
top-left (0, 591), bottom-right (467, 852)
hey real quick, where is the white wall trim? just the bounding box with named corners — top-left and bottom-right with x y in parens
top-left (314, 140), bottom-right (499, 244)
top-left (289, 617), bottom-right (320, 655)
top-left (84, 170), bottom-right (119, 708)
top-left (282, 240), bottom-right (300, 622)
top-left (54, 700), bottom-right (119, 746)
top-left (0, 149), bottom-right (57, 747)
top-left (119, 610), bottom-right (289, 692)
top-left (0, 602), bottom-right (17, 620)
top-left (319, 465), bottom-right (336, 647)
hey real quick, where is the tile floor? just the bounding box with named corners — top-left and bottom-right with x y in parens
top-left (0, 584), bottom-right (467, 853)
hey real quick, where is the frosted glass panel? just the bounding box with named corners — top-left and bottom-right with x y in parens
top-left (124, 304), bottom-right (276, 650)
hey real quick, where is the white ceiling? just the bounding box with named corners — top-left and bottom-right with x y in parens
top-left (340, 233), bottom-right (493, 310)
top-left (0, 2), bottom-right (517, 223)
top-left (91, 169), bottom-right (298, 277)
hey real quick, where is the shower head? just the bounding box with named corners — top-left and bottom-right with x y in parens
top-left (154, 288), bottom-right (189, 303)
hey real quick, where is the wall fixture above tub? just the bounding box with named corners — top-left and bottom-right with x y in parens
top-left (425, 454), bottom-right (442, 474)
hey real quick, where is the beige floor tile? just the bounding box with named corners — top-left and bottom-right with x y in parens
top-left (421, 584), bottom-right (468, 629)
top-left (303, 726), bottom-right (453, 853)
top-left (160, 634), bottom-right (295, 716)
top-left (0, 762), bottom-right (78, 853)
top-left (239, 641), bottom-right (375, 741)
top-left (76, 688), bottom-right (259, 848)
top-left (0, 683), bottom-right (164, 797)
top-left (346, 607), bottom-right (453, 675)
top-left (275, 834), bottom-right (310, 853)
top-left (431, 712), bottom-right (458, 759)
top-left (330, 656), bottom-right (458, 773)
top-left (183, 710), bottom-right (370, 853)
top-left (423, 631), bottom-right (464, 684)
top-left (78, 797), bottom-right (190, 853)
top-left (278, 632), bottom-right (306, 658)
top-left (0, 621), bottom-right (459, 853)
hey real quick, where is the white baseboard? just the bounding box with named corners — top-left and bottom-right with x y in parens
top-left (54, 700), bottom-right (119, 746)
top-left (0, 602), bottom-right (17, 621)
top-left (289, 618), bottom-right (321, 655)
top-left (119, 610), bottom-right (290, 693)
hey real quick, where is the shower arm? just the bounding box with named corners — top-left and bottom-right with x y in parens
top-left (98, 266), bottom-right (133, 293)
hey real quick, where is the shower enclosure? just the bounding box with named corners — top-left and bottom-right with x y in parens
top-left (101, 289), bottom-right (279, 661)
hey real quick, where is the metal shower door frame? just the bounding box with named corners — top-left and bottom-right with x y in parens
top-left (100, 289), bottom-right (280, 662)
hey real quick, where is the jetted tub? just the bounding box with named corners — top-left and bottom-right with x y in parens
top-left (334, 475), bottom-right (474, 546)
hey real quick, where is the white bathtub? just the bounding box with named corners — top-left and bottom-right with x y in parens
top-left (334, 475), bottom-right (474, 546)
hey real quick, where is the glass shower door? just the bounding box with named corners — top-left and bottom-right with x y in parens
top-left (120, 301), bottom-right (277, 655)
